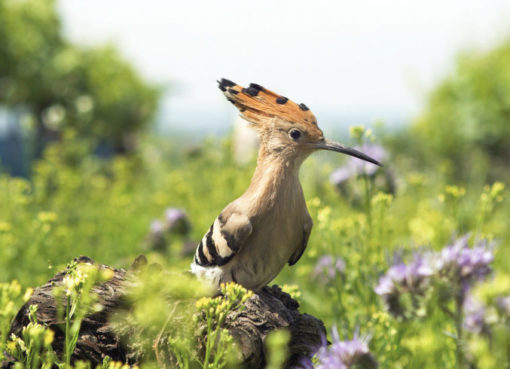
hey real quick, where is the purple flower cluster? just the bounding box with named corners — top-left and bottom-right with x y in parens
top-left (436, 234), bottom-right (494, 284)
top-left (375, 235), bottom-right (494, 317)
top-left (150, 219), bottom-right (165, 237)
top-left (374, 257), bottom-right (433, 296)
top-left (374, 255), bottom-right (433, 316)
top-left (164, 207), bottom-right (191, 235)
top-left (330, 144), bottom-right (387, 186)
top-left (497, 296), bottom-right (510, 316)
top-left (313, 255), bottom-right (346, 284)
top-left (146, 207), bottom-right (191, 251)
top-left (313, 328), bottom-right (377, 369)
top-left (463, 295), bottom-right (489, 334)
top-left (147, 219), bottom-right (167, 251)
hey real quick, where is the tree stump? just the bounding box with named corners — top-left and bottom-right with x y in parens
top-left (2, 256), bottom-right (326, 369)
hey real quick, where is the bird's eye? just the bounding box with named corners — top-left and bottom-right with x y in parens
top-left (289, 129), bottom-right (302, 140)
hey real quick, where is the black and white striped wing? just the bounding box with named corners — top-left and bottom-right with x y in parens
top-left (194, 212), bottom-right (252, 267)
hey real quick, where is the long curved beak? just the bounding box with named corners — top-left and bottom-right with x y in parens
top-left (313, 140), bottom-right (383, 166)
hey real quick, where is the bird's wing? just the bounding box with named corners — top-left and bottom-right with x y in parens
top-left (194, 209), bottom-right (252, 267)
top-left (288, 217), bottom-right (313, 266)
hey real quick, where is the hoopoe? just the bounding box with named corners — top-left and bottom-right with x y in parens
top-left (191, 79), bottom-right (381, 290)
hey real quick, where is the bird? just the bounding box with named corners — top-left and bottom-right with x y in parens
top-left (191, 79), bottom-right (382, 290)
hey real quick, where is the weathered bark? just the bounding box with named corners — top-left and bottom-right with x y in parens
top-left (226, 285), bottom-right (325, 369)
top-left (2, 256), bottom-right (325, 369)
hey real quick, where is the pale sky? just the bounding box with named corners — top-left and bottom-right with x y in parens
top-left (58, 0), bottom-right (510, 134)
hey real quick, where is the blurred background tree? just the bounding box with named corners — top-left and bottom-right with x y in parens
top-left (0, 0), bottom-right (160, 163)
top-left (411, 40), bottom-right (510, 182)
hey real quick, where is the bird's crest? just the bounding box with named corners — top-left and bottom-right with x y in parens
top-left (218, 78), bottom-right (319, 130)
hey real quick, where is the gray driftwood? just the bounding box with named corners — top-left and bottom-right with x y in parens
top-left (2, 256), bottom-right (325, 369)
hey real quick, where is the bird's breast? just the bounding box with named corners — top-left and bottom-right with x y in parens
top-left (229, 198), bottom-right (307, 289)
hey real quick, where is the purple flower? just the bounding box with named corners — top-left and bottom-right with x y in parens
top-left (330, 167), bottom-right (353, 186)
top-left (150, 220), bottom-right (164, 237)
top-left (375, 254), bottom-right (433, 316)
top-left (375, 235), bottom-right (495, 317)
top-left (295, 357), bottom-right (315, 369)
top-left (147, 219), bottom-right (167, 251)
top-left (375, 255), bottom-right (433, 295)
top-left (348, 144), bottom-right (387, 177)
top-left (164, 207), bottom-right (191, 235)
top-left (463, 295), bottom-right (489, 334)
top-left (313, 255), bottom-right (346, 283)
top-left (498, 296), bottom-right (510, 314)
top-left (329, 144), bottom-right (387, 187)
top-left (316, 327), bottom-right (377, 369)
top-left (336, 259), bottom-right (346, 274)
top-left (437, 235), bottom-right (494, 284)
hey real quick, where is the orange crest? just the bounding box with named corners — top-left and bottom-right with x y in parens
top-left (218, 79), bottom-right (320, 132)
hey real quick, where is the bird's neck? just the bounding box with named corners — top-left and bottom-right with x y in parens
top-left (243, 147), bottom-right (304, 209)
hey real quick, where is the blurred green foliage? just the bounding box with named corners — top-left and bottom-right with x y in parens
top-left (0, 126), bottom-right (508, 368)
top-left (0, 135), bottom-right (253, 287)
top-left (412, 40), bottom-right (510, 180)
top-left (0, 0), bottom-right (160, 155)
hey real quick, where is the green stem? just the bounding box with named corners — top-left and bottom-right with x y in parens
top-left (65, 295), bottom-right (71, 369)
top-left (362, 173), bottom-right (372, 238)
top-left (361, 173), bottom-right (372, 303)
top-left (26, 343), bottom-right (32, 369)
top-left (333, 278), bottom-right (347, 329)
top-left (454, 292), bottom-right (465, 369)
top-left (505, 324), bottom-right (510, 369)
top-left (203, 316), bottom-right (213, 369)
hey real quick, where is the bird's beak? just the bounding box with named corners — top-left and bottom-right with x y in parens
top-left (312, 140), bottom-right (383, 166)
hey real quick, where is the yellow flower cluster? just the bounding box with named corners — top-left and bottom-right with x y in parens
top-left (60, 262), bottom-right (113, 298)
top-left (7, 322), bottom-right (54, 354)
top-left (23, 287), bottom-right (34, 302)
top-left (349, 124), bottom-right (376, 142)
top-left (7, 335), bottom-right (26, 353)
top-left (406, 173), bottom-right (426, 187)
top-left (0, 221), bottom-right (12, 233)
top-left (481, 181), bottom-right (505, 203)
top-left (438, 185), bottom-right (466, 202)
top-left (37, 211), bottom-right (58, 223)
top-left (62, 265), bottom-right (92, 296)
top-left (220, 282), bottom-right (253, 305)
top-left (196, 282), bottom-right (253, 322)
top-left (473, 273), bottom-right (510, 303)
top-left (317, 206), bottom-right (332, 230)
top-left (0, 281), bottom-right (32, 321)
top-left (371, 192), bottom-right (393, 207)
top-left (106, 361), bottom-right (139, 369)
top-left (349, 125), bottom-right (366, 141)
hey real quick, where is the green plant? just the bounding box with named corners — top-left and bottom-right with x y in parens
top-left (195, 283), bottom-right (252, 369)
top-left (6, 305), bottom-right (56, 369)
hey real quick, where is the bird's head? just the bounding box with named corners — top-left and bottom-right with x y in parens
top-left (218, 79), bottom-right (382, 166)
